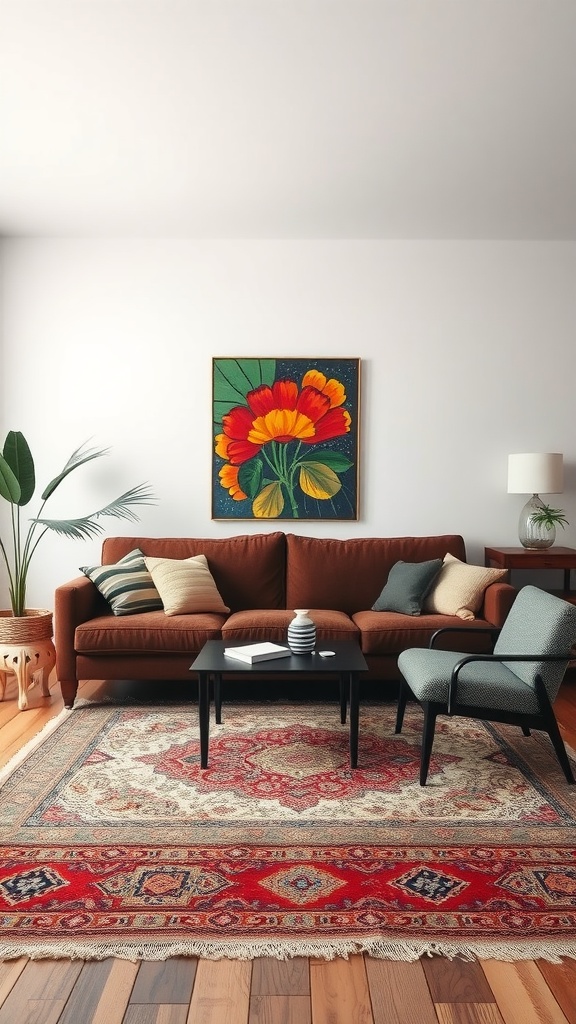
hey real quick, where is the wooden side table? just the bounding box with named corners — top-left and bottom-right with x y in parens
top-left (484, 546), bottom-right (576, 603)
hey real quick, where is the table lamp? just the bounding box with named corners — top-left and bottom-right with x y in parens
top-left (507, 452), bottom-right (564, 549)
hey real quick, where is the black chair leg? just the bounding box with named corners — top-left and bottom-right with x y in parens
top-left (521, 725), bottom-right (531, 736)
top-left (420, 702), bottom-right (437, 786)
top-left (545, 715), bottom-right (575, 784)
top-left (395, 681), bottom-right (408, 734)
top-left (535, 676), bottom-right (575, 784)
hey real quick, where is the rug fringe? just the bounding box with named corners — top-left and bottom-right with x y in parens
top-left (1, 937), bottom-right (576, 964)
top-left (0, 707), bottom-right (72, 787)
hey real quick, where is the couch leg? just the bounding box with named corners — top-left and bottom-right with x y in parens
top-left (59, 680), bottom-right (79, 709)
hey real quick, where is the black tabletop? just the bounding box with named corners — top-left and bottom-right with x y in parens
top-left (190, 639), bottom-right (368, 674)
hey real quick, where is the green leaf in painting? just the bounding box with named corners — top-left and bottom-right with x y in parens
top-left (252, 480), bottom-right (285, 518)
top-left (300, 450), bottom-right (353, 473)
top-left (238, 458), bottom-right (264, 499)
top-left (213, 358), bottom-right (276, 425)
top-left (299, 462), bottom-right (342, 500)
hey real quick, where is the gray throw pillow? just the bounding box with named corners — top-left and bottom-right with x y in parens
top-left (372, 558), bottom-right (443, 615)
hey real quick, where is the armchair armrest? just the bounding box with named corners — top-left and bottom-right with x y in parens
top-left (429, 625), bottom-right (500, 649)
top-left (448, 652), bottom-right (569, 715)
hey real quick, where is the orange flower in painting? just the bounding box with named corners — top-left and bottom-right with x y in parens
top-left (301, 370), bottom-right (346, 408)
top-left (216, 378), bottom-right (351, 465)
top-left (215, 406), bottom-right (261, 467)
top-left (218, 464), bottom-right (247, 501)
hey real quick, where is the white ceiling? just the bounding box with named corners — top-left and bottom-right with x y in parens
top-left (1, 0), bottom-right (575, 239)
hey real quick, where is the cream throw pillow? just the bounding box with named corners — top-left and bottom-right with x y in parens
top-left (144, 554), bottom-right (230, 616)
top-left (423, 553), bottom-right (507, 620)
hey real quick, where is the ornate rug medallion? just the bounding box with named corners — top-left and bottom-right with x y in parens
top-left (1, 700), bottom-right (575, 961)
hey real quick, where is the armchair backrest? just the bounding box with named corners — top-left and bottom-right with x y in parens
top-left (494, 585), bottom-right (576, 701)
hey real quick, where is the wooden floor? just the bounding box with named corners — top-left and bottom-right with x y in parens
top-left (1, 673), bottom-right (576, 1024)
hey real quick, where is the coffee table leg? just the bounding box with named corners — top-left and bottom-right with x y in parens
top-left (349, 671), bottom-right (359, 769)
top-left (340, 674), bottom-right (347, 724)
top-left (198, 671), bottom-right (210, 768)
top-left (214, 672), bottom-right (222, 724)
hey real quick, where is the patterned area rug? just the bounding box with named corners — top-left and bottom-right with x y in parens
top-left (1, 699), bottom-right (576, 962)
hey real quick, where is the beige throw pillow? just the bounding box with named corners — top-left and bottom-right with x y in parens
top-left (144, 554), bottom-right (230, 616)
top-left (423, 553), bottom-right (507, 620)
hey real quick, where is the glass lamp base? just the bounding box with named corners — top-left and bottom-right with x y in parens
top-left (518, 494), bottom-right (556, 549)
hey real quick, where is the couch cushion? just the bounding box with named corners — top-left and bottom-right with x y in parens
top-left (423, 553), bottom-right (507, 620)
top-left (353, 609), bottom-right (496, 656)
top-left (222, 609), bottom-right (358, 645)
top-left (102, 533), bottom-right (287, 611)
top-left (286, 534), bottom-right (466, 616)
top-left (80, 548), bottom-right (163, 616)
top-left (372, 558), bottom-right (442, 615)
top-left (75, 610), bottom-right (226, 655)
top-left (144, 554), bottom-right (229, 615)
top-left (222, 609), bottom-right (293, 644)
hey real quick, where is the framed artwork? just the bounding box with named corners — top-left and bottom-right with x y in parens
top-left (212, 357), bottom-right (360, 521)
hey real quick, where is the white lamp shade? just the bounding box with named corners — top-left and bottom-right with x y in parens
top-left (507, 453), bottom-right (563, 495)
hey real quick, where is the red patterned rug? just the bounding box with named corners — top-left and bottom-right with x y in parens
top-left (1, 699), bottom-right (576, 962)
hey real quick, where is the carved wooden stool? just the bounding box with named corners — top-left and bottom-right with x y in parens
top-left (0, 609), bottom-right (56, 712)
top-left (0, 640), bottom-right (56, 710)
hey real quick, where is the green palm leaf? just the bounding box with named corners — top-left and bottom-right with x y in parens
top-left (41, 441), bottom-right (111, 501)
top-left (30, 517), bottom-right (106, 541)
top-left (32, 484), bottom-right (156, 539)
top-left (2, 431), bottom-right (34, 504)
top-left (0, 453), bottom-right (21, 503)
top-left (2, 429), bottom-right (157, 616)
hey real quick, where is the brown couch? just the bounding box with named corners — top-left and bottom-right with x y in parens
top-left (54, 532), bottom-right (516, 707)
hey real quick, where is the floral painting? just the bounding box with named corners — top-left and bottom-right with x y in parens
top-left (212, 358), bottom-right (360, 520)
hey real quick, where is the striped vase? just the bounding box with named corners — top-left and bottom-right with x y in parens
top-left (287, 609), bottom-right (316, 654)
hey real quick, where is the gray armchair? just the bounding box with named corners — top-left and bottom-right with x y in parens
top-left (396, 585), bottom-right (576, 786)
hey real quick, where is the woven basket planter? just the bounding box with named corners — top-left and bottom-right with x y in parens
top-left (0, 609), bottom-right (54, 645)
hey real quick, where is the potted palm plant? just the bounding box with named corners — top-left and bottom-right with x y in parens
top-left (0, 430), bottom-right (155, 644)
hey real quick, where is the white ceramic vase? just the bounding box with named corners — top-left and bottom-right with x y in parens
top-left (287, 608), bottom-right (316, 654)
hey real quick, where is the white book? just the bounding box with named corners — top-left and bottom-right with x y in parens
top-left (223, 642), bottom-right (291, 664)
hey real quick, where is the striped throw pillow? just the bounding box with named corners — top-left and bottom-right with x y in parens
top-left (81, 548), bottom-right (164, 616)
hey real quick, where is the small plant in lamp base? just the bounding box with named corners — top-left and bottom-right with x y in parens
top-left (522, 503), bottom-right (570, 550)
top-left (529, 504), bottom-right (569, 532)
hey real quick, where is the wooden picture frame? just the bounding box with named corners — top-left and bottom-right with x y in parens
top-left (212, 357), bottom-right (360, 521)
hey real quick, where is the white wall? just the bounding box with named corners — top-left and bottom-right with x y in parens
top-left (1, 238), bottom-right (575, 610)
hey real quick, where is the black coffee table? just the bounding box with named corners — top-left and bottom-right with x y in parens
top-left (190, 640), bottom-right (368, 769)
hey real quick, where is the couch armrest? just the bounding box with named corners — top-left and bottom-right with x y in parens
top-left (54, 576), bottom-right (103, 683)
top-left (481, 581), bottom-right (516, 627)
